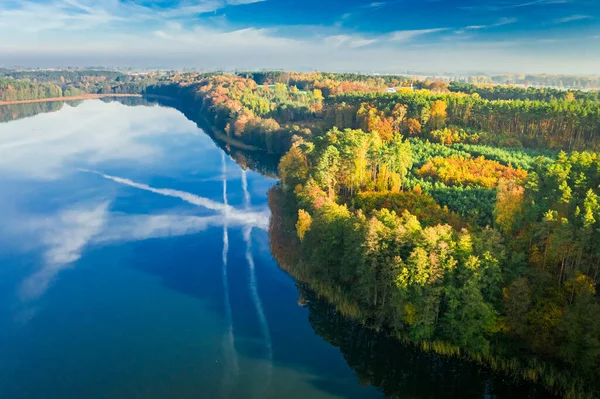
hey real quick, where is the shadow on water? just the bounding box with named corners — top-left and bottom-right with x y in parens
top-left (296, 284), bottom-right (558, 399)
top-left (150, 96), bottom-right (281, 178)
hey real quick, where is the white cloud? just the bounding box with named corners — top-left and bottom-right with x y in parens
top-left (0, 0), bottom-right (264, 33)
top-left (389, 28), bottom-right (448, 42)
top-left (0, 0), bottom-right (597, 73)
top-left (324, 34), bottom-right (377, 48)
top-left (362, 2), bottom-right (386, 8)
top-left (227, 0), bottom-right (265, 5)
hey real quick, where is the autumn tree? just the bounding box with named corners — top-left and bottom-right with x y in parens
top-left (429, 100), bottom-right (447, 130)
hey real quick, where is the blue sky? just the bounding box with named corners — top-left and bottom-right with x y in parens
top-left (0, 0), bottom-right (598, 73)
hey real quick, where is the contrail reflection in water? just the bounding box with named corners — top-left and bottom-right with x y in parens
top-left (220, 152), bottom-right (239, 395)
top-left (242, 169), bottom-right (273, 390)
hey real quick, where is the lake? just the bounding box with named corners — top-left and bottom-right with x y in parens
top-left (0, 98), bottom-right (555, 399)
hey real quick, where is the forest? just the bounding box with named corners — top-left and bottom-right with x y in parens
top-left (2, 70), bottom-right (599, 398)
top-left (488, 73), bottom-right (600, 89)
top-left (449, 82), bottom-right (600, 102)
top-left (0, 70), bottom-right (162, 102)
top-left (164, 71), bottom-right (599, 399)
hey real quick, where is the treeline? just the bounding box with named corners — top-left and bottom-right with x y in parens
top-left (489, 73), bottom-right (600, 90)
top-left (104, 71), bottom-right (600, 153)
top-left (0, 70), bottom-right (162, 102)
top-left (0, 78), bottom-right (63, 102)
top-left (0, 69), bottom-right (124, 83)
top-left (449, 82), bottom-right (600, 102)
top-left (180, 75), bottom-right (323, 153)
top-left (330, 91), bottom-right (600, 151)
top-left (238, 71), bottom-right (415, 88)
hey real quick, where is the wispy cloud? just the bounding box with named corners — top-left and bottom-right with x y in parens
top-left (555, 14), bottom-right (593, 23)
top-left (0, 0), bottom-right (265, 32)
top-left (325, 34), bottom-right (377, 48)
top-left (460, 0), bottom-right (573, 12)
top-left (0, 0), bottom-right (125, 32)
top-left (389, 28), bottom-right (448, 41)
top-left (464, 17), bottom-right (517, 30)
top-left (0, 0), bottom-right (597, 73)
top-left (361, 1), bottom-right (386, 9)
top-left (155, 0), bottom-right (264, 18)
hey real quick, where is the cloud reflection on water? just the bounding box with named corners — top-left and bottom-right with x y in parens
top-left (2, 101), bottom-right (271, 329)
top-left (0, 100), bottom-right (199, 180)
top-left (83, 169), bottom-right (270, 230)
top-left (16, 177), bottom-right (270, 305)
top-left (19, 201), bottom-right (111, 301)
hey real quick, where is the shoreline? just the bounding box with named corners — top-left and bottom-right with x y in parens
top-left (0, 93), bottom-right (144, 106)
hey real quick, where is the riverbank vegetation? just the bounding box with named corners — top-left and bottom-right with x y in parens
top-left (0, 70), bottom-right (162, 102)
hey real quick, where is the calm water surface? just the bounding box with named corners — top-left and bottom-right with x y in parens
top-left (0, 99), bottom-right (554, 399)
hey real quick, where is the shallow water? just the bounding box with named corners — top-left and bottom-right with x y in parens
top-left (0, 99), bottom-right (555, 399)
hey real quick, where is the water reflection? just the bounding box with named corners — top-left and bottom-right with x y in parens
top-left (242, 169), bottom-right (274, 391)
top-left (0, 99), bottom-right (268, 310)
top-left (298, 284), bottom-right (557, 399)
top-left (19, 201), bottom-right (111, 302)
top-left (220, 150), bottom-right (239, 396)
top-left (84, 169), bottom-right (269, 230)
top-left (168, 97), bottom-right (281, 178)
top-left (0, 99), bottom-right (199, 180)
top-left (0, 101), bottom-right (66, 123)
top-left (0, 99), bottom-right (387, 399)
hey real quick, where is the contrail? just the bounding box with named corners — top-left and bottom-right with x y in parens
top-left (79, 169), bottom-right (270, 230)
top-left (242, 169), bottom-right (273, 390)
top-left (220, 152), bottom-right (239, 396)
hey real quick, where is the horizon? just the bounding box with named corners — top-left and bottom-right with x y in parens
top-left (0, 0), bottom-right (599, 74)
top-left (2, 66), bottom-right (600, 79)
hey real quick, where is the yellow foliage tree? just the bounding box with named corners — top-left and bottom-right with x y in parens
top-left (296, 209), bottom-right (312, 241)
top-left (429, 100), bottom-right (447, 130)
